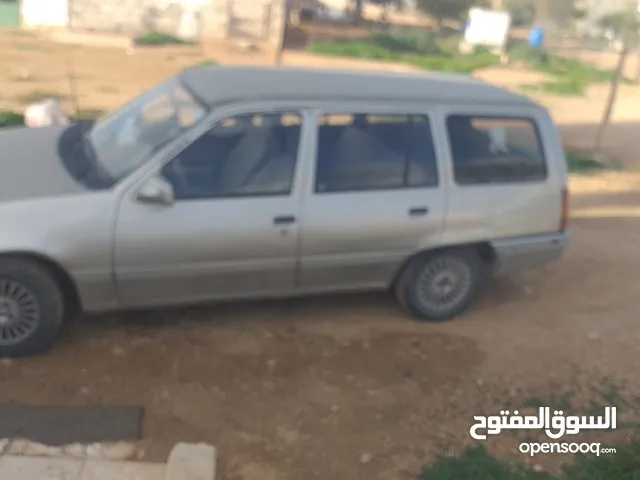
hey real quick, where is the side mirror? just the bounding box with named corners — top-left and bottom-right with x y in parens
top-left (136, 176), bottom-right (175, 205)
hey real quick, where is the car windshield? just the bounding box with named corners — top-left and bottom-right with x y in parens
top-left (87, 78), bottom-right (207, 182)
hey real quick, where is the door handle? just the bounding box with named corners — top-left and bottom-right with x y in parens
top-left (273, 215), bottom-right (296, 225)
top-left (408, 207), bottom-right (429, 217)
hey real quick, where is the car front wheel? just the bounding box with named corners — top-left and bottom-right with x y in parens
top-left (396, 248), bottom-right (486, 321)
top-left (0, 258), bottom-right (65, 358)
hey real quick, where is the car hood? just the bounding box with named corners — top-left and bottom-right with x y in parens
top-left (0, 125), bottom-right (88, 203)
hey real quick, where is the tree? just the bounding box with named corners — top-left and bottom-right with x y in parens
top-left (504, 0), bottom-right (535, 26)
top-left (593, 8), bottom-right (640, 154)
top-left (351, 0), bottom-right (364, 19)
top-left (414, 0), bottom-right (480, 30)
top-left (368, 0), bottom-right (404, 21)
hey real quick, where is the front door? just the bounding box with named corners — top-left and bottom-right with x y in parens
top-left (299, 111), bottom-right (446, 291)
top-left (114, 111), bottom-right (305, 308)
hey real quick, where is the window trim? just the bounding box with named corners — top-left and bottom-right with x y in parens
top-left (312, 112), bottom-right (440, 195)
top-left (445, 114), bottom-right (548, 187)
top-left (160, 110), bottom-right (304, 201)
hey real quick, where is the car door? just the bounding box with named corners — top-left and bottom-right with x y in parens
top-left (114, 110), bottom-right (306, 308)
top-left (298, 109), bottom-right (447, 291)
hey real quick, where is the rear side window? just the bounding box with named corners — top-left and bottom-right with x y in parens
top-left (315, 114), bottom-right (438, 193)
top-left (446, 115), bottom-right (547, 185)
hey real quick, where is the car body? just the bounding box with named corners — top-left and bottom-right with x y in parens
top-left (0, 66), bottom-right (569, 357)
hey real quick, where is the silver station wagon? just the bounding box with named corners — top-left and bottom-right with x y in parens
top-left (0, 66), bottom-right (569, 357)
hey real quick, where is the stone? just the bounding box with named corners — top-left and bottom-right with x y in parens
top-left (112, 346), bottom-right (126, 357)
top-left (80, 459), bottom-right (166, 479)
top-left (587, 331), bottom-right (600, 340)
top-left (62, 443), bottom-right (87, 458)
top-left (0, 438), bottom-right (9, 455)
top-left (167, 443), bottom-right (217, 480)
top-left (100, 442), bottom-right (137, 461)
top-left (359, 452), bottom-right (373, 464)
top-left (20, 442), bottom-right (63, 457)
top-left (0, 456), bottom-right (83, 478)
top-left (7, 439), bottom-right (29, 456)
top-left (330, 404), bottom-right (339, 413)
top-left (0, 358), bottom-right (13, 367)
top-left (533, 464), bottom-right (544, 472)
top-left (266, 359), bottom-right (278, 372)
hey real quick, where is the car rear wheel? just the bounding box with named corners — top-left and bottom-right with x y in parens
top-left (395, 248), bottom-right (486, 321)
top-left (0, 258), bottom-right (65, 358)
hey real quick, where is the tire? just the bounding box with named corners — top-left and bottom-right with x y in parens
top-left (0, 258), bottom-right (65, 357)
top-left (395, 248), bottom-right (486, 322)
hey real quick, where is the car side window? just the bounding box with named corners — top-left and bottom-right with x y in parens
top-left (315, 113), bottom-right (438, 193)
top-left (161, 112), bottom-right (302, 200)
top-left (446, 115), bottom-right (547, 185)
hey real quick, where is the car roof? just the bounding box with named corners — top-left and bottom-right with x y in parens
top-left (179, 65), bottom-right (538, 109)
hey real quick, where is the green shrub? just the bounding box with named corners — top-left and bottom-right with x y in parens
top-left (419, 445), bottom-right (556, 480)
top-left (407, 50), bottom-right (499, 73)
top-left (510, 43), bottom-right (629, 95)
top-left (307, 40), bottom-right (398, 60)
top-left (134, 31), bottom-right (192, 46)
top-left (371, 28), bottom-right (442, 56)
top-left (419, 439), bottom-right (640, 480)
top-left (561, 439), bottom-right (640, 479)
top-left (0, 110), bottom-right (25, 128)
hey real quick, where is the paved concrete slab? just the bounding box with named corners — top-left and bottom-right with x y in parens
top-left (81, 460), bottom-right (166, 480)
top-left (0, 442), bottom-right (216, 480)
top-left (167, 443), bottom-right (216, 480)
top-left (0, 456), bottom-right (83, 479)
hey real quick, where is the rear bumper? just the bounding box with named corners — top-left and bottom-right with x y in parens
top-left (490, 231), bottom-right (569, 275)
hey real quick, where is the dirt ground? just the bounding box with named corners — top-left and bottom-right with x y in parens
top-left (1, 27), bottom-right (640, 480)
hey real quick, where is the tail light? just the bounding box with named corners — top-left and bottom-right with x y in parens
top-left (560, 187), bottom-right (569, 231)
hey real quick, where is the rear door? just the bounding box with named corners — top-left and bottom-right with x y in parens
top-left (440, 105), bottom-right (563, 245)
top-left (298, 108), bottom-right (447, 291)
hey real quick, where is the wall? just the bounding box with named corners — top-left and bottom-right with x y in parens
top-left (68, 0), bottom-right (209, 40)
top-left (21, 0), bottom-right (69, 28)
top-left (201, 0), bottom-right (286, 51)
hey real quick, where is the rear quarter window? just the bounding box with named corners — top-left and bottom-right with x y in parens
top-left (446, 115), bottom-right (547, 185)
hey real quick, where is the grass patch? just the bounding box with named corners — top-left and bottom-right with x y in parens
top-left (521, 78), bottom-right (585, 96)
top-left (0, 109), bottom-right (106, 128)
top-left (197, 59), bottom-right (217, 66)
top-left (512, 44), bottom-right (631, 96)
top-left (419, 445), bottom-right (556, 479)
top-left (565, 149), bottom-right (620, 174)
top-left (0, 110), bottom-right (26, 128)
top-left (16, 89), bottom-right (66, 104)
top-left (307, 29), bottom-right (499, 74)
top-left (419, 441), bottom-right (640, 480)
top-left (134, 31), bottom-right (192, 46)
